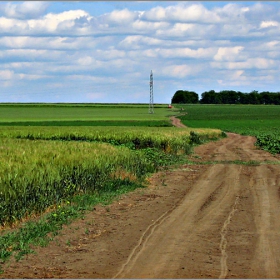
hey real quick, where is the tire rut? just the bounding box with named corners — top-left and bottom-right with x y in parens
top-left (2, 133), bottom-right (280, 279)
top-left (114, 133), bottom-right (280, 279)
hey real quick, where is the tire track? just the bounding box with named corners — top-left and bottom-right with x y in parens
top-left (113, 208), bottom-right (171, 279)
top-left (249, 166), bottom-right (279, 278)
top-left (219, 196), bottom-right (240, 279)
top-left (114, 164), bottom-right (243, 278)
top-left (113, 182), bottom-right (194, 279)
top-left (114, 133), bottom-right (280, 279)
top-left (3, 133), bottom-right (280, 279)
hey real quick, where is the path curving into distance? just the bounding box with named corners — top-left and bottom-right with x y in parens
top-left (112, 133), bottom-right (280, 278)
top-left (2, 133), bottom-right (280, 278)
top-left (170, 115), bottom-right (187, 128)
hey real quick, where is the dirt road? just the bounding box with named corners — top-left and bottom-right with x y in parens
top-left (170, 115), bottom-right (187, 127)
top-left (2, 133), bottom-right (280, 278)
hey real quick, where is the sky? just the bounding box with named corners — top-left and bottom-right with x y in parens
top-left (0, 1), bottom-right (280, 103)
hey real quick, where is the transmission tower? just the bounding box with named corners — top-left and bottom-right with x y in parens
top-left (149, 70), bottom-right (154, 114)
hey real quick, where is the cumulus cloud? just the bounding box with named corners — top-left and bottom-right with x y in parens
top-left (161, 64), bottom-right (202, 78)
top-left (1, 2), bottom-right (49, 19)
top-left (0, 69), bottom-right (14, 80)
top-left (211, 58), bottom-right (276, 70)
top-left (103, 8), bottom-right (139, 25)
top-left (142, 3), bottom-right (220, 23)
top-left (1, 1), bottom-right (280, 102)
top-left (159, 47), bottom-right (216, 59)
top-left (260, 21), bottom-right (279, 29)
top-left (214, 47), bottom-right (244, 62)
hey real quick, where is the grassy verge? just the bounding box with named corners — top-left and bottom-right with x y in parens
top-left (0, 180), bottom-right (144, 272)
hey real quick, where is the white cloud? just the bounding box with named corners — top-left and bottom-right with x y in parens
top-left (214, 47), bottom-right (244, 61)
top-left (2, 2), bottom-right (49, 19)
top-left (18, 73), bottom-right (50, 80)
top-left (28, 9), bottom-right (91, 32)
top-left (104, 9), bottom-right (139, 25)
top-left (132, 20), bottom-right (170, 32)
top-left (0, 70), bottom-right (14, 80)
top-left (0, 17), bottom-right (26, 31)
top-left (211, 58), bottom-right (276, 70)
top-left (0, 9), bottom-right (92, 35)
top-left (159, 47), bottom-right (215, 59)
top-left (142, 3), bottom-right (220, 23)
top-left (1, 1), bottom-right (280, 102)
top-left (260, 21), bottom-right (279, 29)
top-left (77, 56), bottom-right (94, 66)
top-left (161, 64), bottom-right (202, 78)
top-left (96, 49), bottom-right (126, 60)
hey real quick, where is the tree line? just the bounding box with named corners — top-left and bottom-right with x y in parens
top-left (171, 90), bottom-right (280, 105)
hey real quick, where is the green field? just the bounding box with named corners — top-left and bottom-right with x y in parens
top-left (177, 104), bottom-right (280, 154)
top-left (0, 103), bottom-right (175, 126)
top-left (0, 104), bottom-right (223, 228)
top-left (1, 102), bottom-right (280, 267)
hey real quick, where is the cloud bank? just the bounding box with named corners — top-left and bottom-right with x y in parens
top-left (0, 1), bottom-right (279, 103)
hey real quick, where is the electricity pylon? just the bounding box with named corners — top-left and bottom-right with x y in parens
top-left (149, 70), bottom-right (154, 114)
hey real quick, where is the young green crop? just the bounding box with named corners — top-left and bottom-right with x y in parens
top-left (0, 104), bottom-right (174, 123)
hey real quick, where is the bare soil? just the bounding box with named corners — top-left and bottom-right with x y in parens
top-left (170, 116), bottom-right (187, 127)
top-left (1, 133), bottom-right (280, 279)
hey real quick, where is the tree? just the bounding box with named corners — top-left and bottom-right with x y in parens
top-left (219, 90), bottom-right (240, 104)
top-left (171, 90), bottom-right (199, 104)
top-left (200, 90), bottom-right (220, 104)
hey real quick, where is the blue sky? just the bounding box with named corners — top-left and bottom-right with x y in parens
top-left (0, 1), bottom-right (280, 103)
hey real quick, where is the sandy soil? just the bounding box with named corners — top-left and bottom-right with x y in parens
top-left (1, 132), bottom-right (280, 279)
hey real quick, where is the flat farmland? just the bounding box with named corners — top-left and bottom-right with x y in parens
top-left (178, 104), bottom-right (280, 154)
top-left (0, 104), bottom-right (175, 125)
top-left (177, 104), bottom-right (280, 134)
top-left (1, 103), bottom-right (280, 278)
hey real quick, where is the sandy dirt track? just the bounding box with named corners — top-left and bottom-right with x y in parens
top-left (170, 115), bottom-right (187, 127)
top-left (1, 133), bottom-right (280, 279)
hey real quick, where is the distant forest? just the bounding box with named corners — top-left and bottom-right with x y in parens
top-left (171, 90), bottom-right (280, 105)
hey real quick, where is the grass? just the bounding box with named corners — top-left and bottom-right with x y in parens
top-left (176, 104), bottom-right (280, 134)
top-left (0, 103), bottom-right (176, 123)
top-left (0, 120), bottom-right (172, 127)
top-left (0, 180), bottom-right (144, 269)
